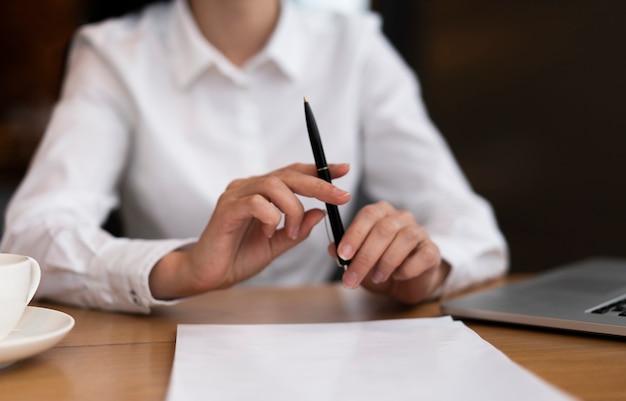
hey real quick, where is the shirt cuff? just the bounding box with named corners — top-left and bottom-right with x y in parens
top-left (90, 237), bottom-right (197, 313)
top-left (429, 234), bottom-right (507, 299)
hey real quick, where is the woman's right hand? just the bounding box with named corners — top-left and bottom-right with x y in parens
top-left (149, 163), bottom-right (351, 300)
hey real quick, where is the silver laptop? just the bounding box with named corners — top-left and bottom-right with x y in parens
top-left (441, 257), bottom-right (626, 337)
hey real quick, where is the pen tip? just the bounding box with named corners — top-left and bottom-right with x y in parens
top-left (303, 96), bottom-right (308, 103)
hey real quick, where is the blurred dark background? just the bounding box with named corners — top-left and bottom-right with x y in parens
top-left (1, 1), bottom-right (625, 273)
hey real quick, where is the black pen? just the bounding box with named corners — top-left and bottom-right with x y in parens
top-left (303, 97), bottom-right (351, 269)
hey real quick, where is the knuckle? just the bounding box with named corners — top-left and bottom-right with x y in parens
top-left (291, 162), bottom-right (306, 171)
top-left (284, 201), bottom-right (305, 218)
top-left (402, 225), bottom-right (423, 243)
top-left (361, 203), bottom-right (383, 221)
top-left (313, 178), bottom-right (328, 196)
top-left (375, 219), bottom-right (399, 237)
top-left (361, 201), bottom-right (395, 220)
top-left (217, 188), bottom-right (238, 205)
top-left (375, 200), bottom-right (393, 212)
top-left (247, 193), bottom-right (267, 208)
top-left (398, 210), bottom-right (415, 223)
top-left (261, 175), bottom-right (284, 191)
top-left (226, 177), bottom-right (246, 191)
top-left (420, 243), bottom-right (441, 267)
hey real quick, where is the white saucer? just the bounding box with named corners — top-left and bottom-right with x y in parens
top-left (0, 306), bottom-right (75, 369)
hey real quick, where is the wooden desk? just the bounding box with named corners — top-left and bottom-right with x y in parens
top-left (1, 280), bottom-right (624, 401)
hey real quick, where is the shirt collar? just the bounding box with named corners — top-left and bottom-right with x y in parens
top-left (167, 0), bottom-right (306, 89)
top-left (262, 1), bottom-right (306, 81)
top-left (167, 0), bottom-right (213, 89)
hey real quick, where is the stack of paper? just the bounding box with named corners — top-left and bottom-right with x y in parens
top-left (167, 316), bottom-right (575, 401)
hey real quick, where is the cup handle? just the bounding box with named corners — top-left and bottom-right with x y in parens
top-left (26, 257), bottom-right (41, 304)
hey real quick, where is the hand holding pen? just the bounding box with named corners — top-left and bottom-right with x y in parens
top-left (150, 162), bottom-right (351, 300)
top-left (303, 98), bottom-right (449, 304)
top-left (151, 98), bottom-right (446, 304)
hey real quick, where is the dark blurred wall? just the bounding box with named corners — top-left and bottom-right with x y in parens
top-left (374, 1), bottom-right (626, 272)
top-left (0, 1), bottom-right (84, 235)
top-left (2, 1), bottom-right (626, 273)
top-left (0, 1), bottom-right (83, 172)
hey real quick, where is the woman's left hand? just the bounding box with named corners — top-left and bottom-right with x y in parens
top-left (328, 201), bottom-right (450, 304)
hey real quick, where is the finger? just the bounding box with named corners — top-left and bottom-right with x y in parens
top-left (252, 175), bottom-right (307, 239)
top-left (229, 163), bottom-right (349, 196)
top-left (220, 193), bottom-right (283, 238)
top-left (273, 167), bottom-right (351, 205)
top-left (336, 201), bottom-right (395, 262)
top-left (385, 258), bottom-right (450, 305)
top-left (328, 163), bottom-right (350, 180)
top-left (341, 204), bottom-right (418, 289)
top-left (392, 240), bottom-right (441, 281)
top-left (343, 216), bottom-right (400, 288)
top-left (370, 223), bottom-right (427, 284)
top-left (269, 209), bottom-right (327, 256)
top-left (285, 162), bottom-right (351, 181)
top-left (339, 203), bottom-right (393, 289)
top-left (224, 163), bottom-right (350, 240)
top-left (230, 174), bottom-right (323, 239)
top-left (230, 170), bottom-right (350, 223)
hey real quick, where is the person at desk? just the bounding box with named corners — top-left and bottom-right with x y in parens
top-left (0, 0), bottom-right (508, 313)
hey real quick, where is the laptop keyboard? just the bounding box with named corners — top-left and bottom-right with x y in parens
top-left (590, 296), bottom-right (626, 316)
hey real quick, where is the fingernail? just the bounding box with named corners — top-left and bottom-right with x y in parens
top-left (334, 188), bottom-right (351, 198)
top-left (288, 226), bottom-right (300, 240)
top-left (342, 271), bottom-right (359, 289)
top-left (372, 271), bottom-right (385, 284)
top-left (338, 243), bottom-right (352, 260)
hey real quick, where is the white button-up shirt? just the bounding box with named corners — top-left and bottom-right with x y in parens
top-left (1, 0), bottom-right (508, 313)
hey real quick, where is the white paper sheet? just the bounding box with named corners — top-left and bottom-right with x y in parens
top-left (167, 316), bottom-right (575, 401)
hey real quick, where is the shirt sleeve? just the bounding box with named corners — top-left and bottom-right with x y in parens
top-left (357, 20), bottom-right (509, 296)
top-left (0, 30), bottom-right (195, 313)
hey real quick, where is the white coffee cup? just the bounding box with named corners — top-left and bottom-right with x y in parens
top-left (0, 253), bottom-right (41, 341)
